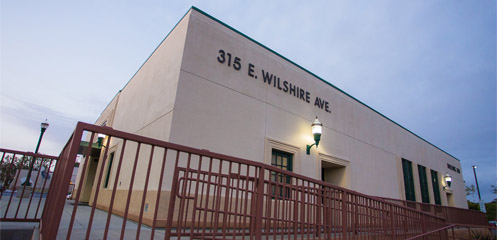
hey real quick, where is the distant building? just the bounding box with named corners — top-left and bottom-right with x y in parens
top-left (75, 7), bottom-right (466, 225)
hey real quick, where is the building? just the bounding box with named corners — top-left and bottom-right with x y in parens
top-left (75, 7), bottom-right (466, 225)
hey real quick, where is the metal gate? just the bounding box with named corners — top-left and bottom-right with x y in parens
top-left (39, 122), bottom-right (450, 239)
top-left (0, 148), bottom-right (58, 223)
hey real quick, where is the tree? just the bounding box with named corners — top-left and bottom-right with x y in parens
top-left (0, 155), bottom-right (29, 191)
top-left (492, 184), bottom-right (497, 194)
top-left (467, 200), bottom-right (479, 210)
top-left (467, 200), bottom-right (497, 221)
top-left (486, 201), bottom-right (496, 221)
top-left (465, 184), bottom-right (475, 196)
top-left (0, 155), bottom-right (51, 191)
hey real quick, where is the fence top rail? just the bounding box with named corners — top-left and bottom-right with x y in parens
top-left (0, 148), bottom-right (59, 159)
top-left (379, 196), bottom-right (488, 214)
top-left (72, 121), bottom-right (446, 221)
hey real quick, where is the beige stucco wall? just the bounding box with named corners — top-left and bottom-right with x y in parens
top-left (85, 8), bottom-right (466, 215)
top-left (95, 91), bottom-right (120, 128)
top-left (107, 11), bottom-right (191, 142)
top-left (76, 12), bottom-right (192, 208)
top-left (168, 9), bottom-right (465, 207)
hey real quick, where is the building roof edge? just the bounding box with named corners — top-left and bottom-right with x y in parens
top-left (118, 8), bottom-right (193, 95)
top-left (189, 6), bottom-right (460, 162)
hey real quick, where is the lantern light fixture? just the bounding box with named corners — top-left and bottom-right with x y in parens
top-left (444, 173), bottom-right (452, 189)
top-left (306, 116), bottom-right (323, 155)
top-left (97, 133), bottom-right (106, 147)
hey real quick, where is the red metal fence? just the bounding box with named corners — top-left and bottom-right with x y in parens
top-left (406, 224), bottom-right (497, 240)
top-left (0, 148), bottom-right (58, 222)
top-left (36, 122), bottom-right (459, 239)
top-left (380, 197), bottom-right (488, 226)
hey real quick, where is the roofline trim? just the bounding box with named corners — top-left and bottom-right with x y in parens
top-left (190, 6), bottom-right (460, 161)
top-left (100, 9), bottom-right (192, 120)
top-left (119, 9), bottom-right (192, 93)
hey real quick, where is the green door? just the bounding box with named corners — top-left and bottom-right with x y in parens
top-left (431, 170), bottom-right (441, 205)
top-left (402, 159), bottom-right (416, 201)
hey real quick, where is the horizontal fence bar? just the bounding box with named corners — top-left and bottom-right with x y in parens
top-left (379, 196), bottom-right (489, 227)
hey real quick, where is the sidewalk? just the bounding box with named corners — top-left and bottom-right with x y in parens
top-left (57, 200), bottom-right (167, 239)
top-left (0, 194), bottom-right (168, 239)
top-left (0, 192), bottom-right (41, 240)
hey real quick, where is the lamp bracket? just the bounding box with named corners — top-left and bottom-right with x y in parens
top-left (306, 143), bottom-right (316, 155)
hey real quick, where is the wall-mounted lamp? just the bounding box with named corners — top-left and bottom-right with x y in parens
top-left (443, 173), bottom-right (452, 190)
top-left (306, 116), bottom-right (322, 155)
top-left (97, 133), bottom-right (106, 148)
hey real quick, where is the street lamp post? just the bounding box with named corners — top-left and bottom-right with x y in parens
top-left (472, 165), bottom-right (486, 213)
top-left (22, 120), bottom-right (49, 186)
top-left (472, 165), bottom-right (481, 200)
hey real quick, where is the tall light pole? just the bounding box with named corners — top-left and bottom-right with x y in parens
top-left (22, 120), bottom-right (49, 186)
top-left (472, 165), bottom-right (481, 200)
top-left (472, 165), bottom-right (486, 213)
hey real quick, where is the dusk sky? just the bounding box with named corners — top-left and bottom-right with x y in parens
top-left (1, 1), bottom-right (495, 202)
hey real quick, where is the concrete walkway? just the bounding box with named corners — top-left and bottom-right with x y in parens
top-left (57, 200), bottom-right (167, 239)
top-left (0, 193), bottom-right (169, 240)
top-left (0, 191), bottom-right (42, 240)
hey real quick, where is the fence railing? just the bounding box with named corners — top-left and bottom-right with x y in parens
top-left (379, 197), bottom-right (489, 226)
top-left (406, 224), bottom-right (497, 240)
top-left (36, 122), bottom-right (454, 239)
top-left (0, 148), bottom-right (58, 222)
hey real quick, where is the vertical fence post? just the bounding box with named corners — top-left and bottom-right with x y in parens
top-left (41, 123), bottom-right (84, 239)
top-left (165, 151), bottom-right (181, 239)
top-left (254, 166), bottom-right (265, 240)
top-left (444, 206), bottom-right (448, 224)
top-left (342, 191), bottom-right (347, 240)
top-left (390, 205), bottom-right (397, 239)
top-left (421, 215), bottom-right (427, 240)
top-left (316, 183), bottom-right (322, 237)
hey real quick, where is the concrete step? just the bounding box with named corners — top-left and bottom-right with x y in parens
top-left (0, 222), bottom-right (39, 240)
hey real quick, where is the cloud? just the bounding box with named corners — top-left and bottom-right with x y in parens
top-left (0, 92), bottom-right (84, 155)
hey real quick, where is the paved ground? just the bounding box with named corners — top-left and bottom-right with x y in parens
top-left (1, 191), bottom-right (42, 240)
top-left (2, 195), bottom-right (240, 239)
top-left (0, 192), bottom-right (171, 239)
top-left (0, 190), bottom-right (47, 219)
top-left (6, 192), bottom-right (493, 239)
top-left (57, 200), bottom-right (167, 239)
